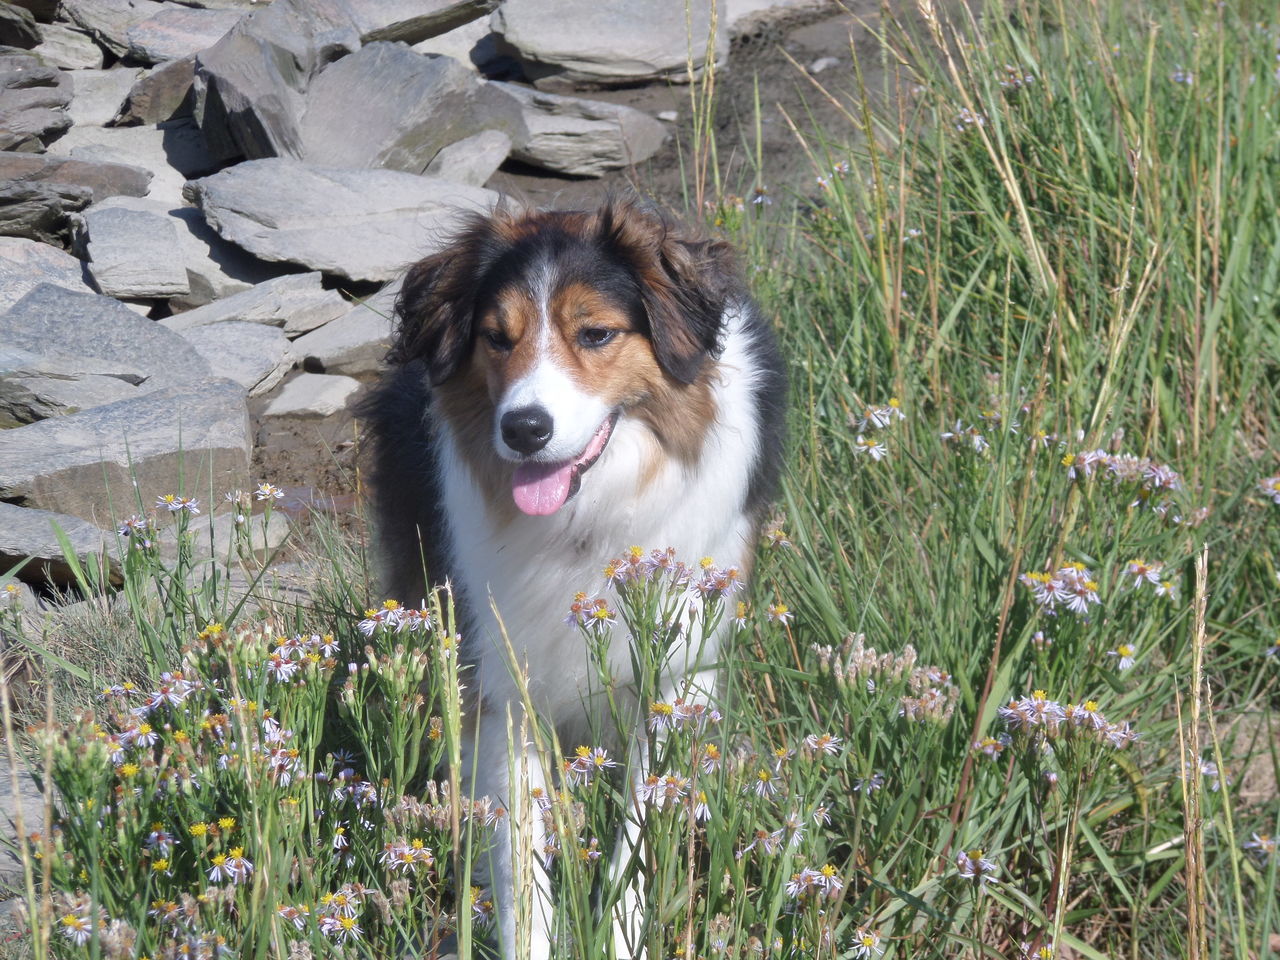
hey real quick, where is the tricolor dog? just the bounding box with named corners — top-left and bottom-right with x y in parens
top-left (359, 197), bottom-right (786, 958)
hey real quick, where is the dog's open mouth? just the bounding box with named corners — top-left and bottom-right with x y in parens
top-left (510, 412), bottom-right (619, 516)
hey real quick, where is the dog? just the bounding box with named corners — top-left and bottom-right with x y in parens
top-left (358, 196), bottom-right (786, 959)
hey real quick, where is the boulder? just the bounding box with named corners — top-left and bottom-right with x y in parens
top-left (347, 0), bottom-right (497, 44)
top-left (73, 205), bottom-right (190, 299)
top-left (491, 0), bottom-right (729, 87)
top-left (289, 280), bottom-right (398, 374)
top-left (183, 159), bottom-right (499, 282)
top-left (78, 195), bottom-right (283, 308)
top-left (0, 52), bottom-right (71, 151)
top-left (113, 56), bottom-right (195, 125)
top-left (0, 178), bottom-right (90, 245)
top-left (263, 372), bottom-right (361, 418)
top-left (297, 43), bottom-right (525, 174)
top-left (0, 284), bottom-right (210, 390)
top-left (30, 22), bottom-right (103, 69)
top-left (0, 377), bottom-right (251, 523)
top-left (411, 15), bottom-right (500, 71)
top-left (61, 0), bottom-right (164, 58)
top-left (0, 503), bottom-right (119, 591)
top-left (157, 506), bottom-right (289, 563)
top-left (424, 128), bottom-right (510, 186)
top-left (6, 0), bottom-right (55, 23)
top-left (725, 0), bottom-right (832, 38)
top-left (0, 2), bottom-right (40, 49)
top-left (493, 82), bottom-right (667, 177)
top-left (161, 272), bottom-right (347, 336)
top-left (65, 68), bottom-right (141, 127)
top-left (0, 153), bottom-right (152, 203)
top-left (0, 368), bottom-right (139, 427)
top-left (177, 320), bottom-right (293, 395)
top-left (0, 238), bottom-right (92, 310)
top-left (125, 6), bottom-right (245, 64)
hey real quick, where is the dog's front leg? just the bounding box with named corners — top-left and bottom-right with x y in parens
top-left (469, 707), bottom-right (555, 960)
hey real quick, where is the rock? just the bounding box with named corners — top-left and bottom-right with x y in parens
top-left (0, 179), bottom-right (90, 245)
top-left (0, 377), bottom-right (251, 523)
top-left (177, 320), bottom-right (293, 395)
top-left (423, 128), bottom-right (510, 186)
top-left (0, 3), bottom-right (40, 49)
top-left (0, 503), bottom-right (119, 590)
top-left (61, 0), bottom-right (164, 58)
top-left (263, 372), bottom-right (361, 417)
top-left (298, 43), bottom-right (525, 175)
top-left (290, 280), bottom-right (397, 374)
top-left (348, 0), bottom-right (497, 44)
top-left (65, 68), bottom-right (141, 127)
top-left (493, 82), bottom-right (667, 177)
top-left (0, 764), bottom-right (45, 903)
top-left (79, 195), bottom-right (282, 308)
top-left (0, 369), bottom-right (139, 427)
top-left (46, 119), bottom-right (218, 209)
top-left (657, 109), bottom-right (678, 122)
top-left (184, 159), bottom-right (499, 282)
top-left (30, 22), bottom-right (103, 69)
top-left (6, 0), bottom-right (55, 23)
top-left (0, 283), bottom-right (210, 390)
top-left (125, 6), bottom-right (244, 64)
top-left (0, 238), bottom-right (91, 310)
top-left (161, 272), bottom-right (347, 336)
top-left (808, 55), bottom-right (837, 73)
top-left (113, 56), bottom-right (195, 125)
top-left (491, 0), bottom-right (728, 87)
top-left (0, 52), bottom-right (71, 151)
top-left (158, 507), bottom-right (289, 563)
top-left (411, 14), bottom-right (500, 71)
top-left (725, 0), bottom-right (832, 38)
top-left (0, 345), bottom-right (150, 385)
top-left (0, 153), bottom-right (152, 204)
top-left (73, 205), bottom-right (189, 299)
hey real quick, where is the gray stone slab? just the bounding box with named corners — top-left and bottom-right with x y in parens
top-left (493, 82), bottom-right (667, 177)
top-left (263, 371), bottom-right (361, 417)
top-left (0, 377), bottom-right (250, 522)
top-left (297, 43), bottom-right (525, 175)
top-left (349, 0), bottom-right (496, 44)
top-left (183, 158), bottom-right (499, 282)
top-left (424, 129), bottom-right (510, 186)
top-left (491, 0), bottom-right (728, 87)
top-left (125, 5), bottom-right (244, 63)
top-left (0, 370), bottom-right (139, 427)
top-left (0, 238), bottom-right (91, 310)
top-left (0, 283), bottom-right (210, 389)
top-left (64, 68), bottom-right (141, 127)
top-left (0, 502), bottom-right (119, 589)
top-left (7, 0), bottom-right (56, 23)
top-left (157, 506), bottom-right (288, 562)
top-left (411, 15), bottom-right (498, 70)
top-left (177, 320), bottom-right (293, 395)
top-left (289, 279), bottom-right (397, 374)
top-left (0, 52), bottom-right (70, 151)
top-left (0, 152), bottom-right (151, 204)
top-left (114, 55), bottom-right (195, 125)
top-left (74, 205), bottom-right (189, 299)
top-left (61, 0), bottom-right (164, 58)
top-left (0, 2), bottom-right (40, 49)
top-left (161, 271), bottom-right (347, 336)
top-left (30, 22), bottom-right (103, 69)
top-left (0, 178), bottom-right (89, 245)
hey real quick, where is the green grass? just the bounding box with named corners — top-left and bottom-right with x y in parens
top-left (3, 0), bottom-right (1280, 957)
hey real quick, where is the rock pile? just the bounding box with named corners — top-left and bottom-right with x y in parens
top-left (0, 0), bottom-right (825, 591)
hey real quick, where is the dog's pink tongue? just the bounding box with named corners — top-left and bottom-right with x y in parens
top-left (512, 461), bottom-right (574, 516)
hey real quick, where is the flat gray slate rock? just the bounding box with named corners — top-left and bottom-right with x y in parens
top-left (65, 68), bottom-right (142, 127)
top-left (0, 283), bottom-right (210, 390)
top-left (425, 129), bottom-right (510, 186)
top-left (297, 43), bottom-right (525, 175)
top-left (263, 372), bottom-right (362, 418)
top-left (161, 272), bottom-right (347, 336)
top-left (114, 56), bottom-right (196, 126)
top-left (0, 377), bottom-right (251, 522)
top-left (61, 0), bottom-right (164, 57)
top-left (0, 503), bottom-right (119, 590)
top-left (0, 370), bottom-right (139, 427)
top-left (0, 153), bottom-right (152, 204)
top-left (290, 278), bottom-right (399, 375)
top-left (494, 82), bottom-right (667, 177)
top-left (74, 205), bottom-right (190, 299)
top-left (0, 52), bottom-right (71, 151)
top-left (183, 159), bottom-right (499, 282)
top-left (491, 0), bottom-right (728, 87)
top-left (177, 320), bottom-right (293, 395)
top-left (0, 238), bottom-right (92, 311)
top-left (31, 21), bottom-right (104, 69)
top-left (126, 5), bottom-right (245, 64)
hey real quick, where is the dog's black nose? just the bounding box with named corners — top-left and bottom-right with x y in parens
top-left (501, 406), bottom-right (554, 455)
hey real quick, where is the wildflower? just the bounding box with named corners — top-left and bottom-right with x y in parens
top-left (156, 494), bottom-right (200, 514)
top-left (956, 848), bottom-right (999, 885)
top-left (941, 420), bottom-right (989, 452)
top-left (803, 733), bottom-right (842, 756)
top-left (564, 745), bottom-right (615, 788)
top-left (751, 185), bottom-right (772, 206)
top-left (856, 399), bottom-right (904, 431)
top-left (1107, 643), bottom-right (1137, 670)
top-left (732, 601), bottom-right (749, 628)
top-left (854, 435), bottom-right (888, 460)
top-left (765, 602), bottom-right (793, 625)
top-left (998, 63), bottom-right (1035, 89)
top-left (60, 913), bottom-right (94, 946)
top-left (833, 161), bottom-right (850, 175)
top-left (145, 826), bottom-right (177, 854)
top-left (255, 481), bottom-right (285, 501)
top-left (1125, 559), bottom-right (1164, 587)
top-left (278, 904), bottom-right (309, 931)
top-left (955, 106), bottom-right (987, 131)
top-left (470, 886), bottom-right (495, 925)
top-left (1258, 475), bottom-right (1280, 505)
top-left (1191, 757), bottom-right (1230, 792)
top-left (852, 772), bottom-right (885, 794)
top-left (785, 864), bottom-right (843, 899)
top-left (690, 791), bottom-right (711, 822)
top-left (815, 175), bottom-right (830, 190)
top-left (648, 701), bottom-right (675, 732)
top-left (1154, 580), bottom-right (1178, 600)
top-left (1170, 66), bottom-right (1194, 85)
top-left (973, 735), bottom-right (1010, 760)
top-left (851, 928), bottom-right (885, 959)
top-left (320, 914), bottom-right (363, 943)
top-left (750, 768), bottom-right (777, 798)
top-left (1243, 833), bottom-right (1275, 860)
top-left (265, 653), bottom-right (299, 683)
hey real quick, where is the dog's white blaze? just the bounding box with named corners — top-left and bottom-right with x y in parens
top-left (494, 356), bottom-right (612, 464)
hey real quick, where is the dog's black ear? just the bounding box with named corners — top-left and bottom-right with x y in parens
top-left (597, 197), bottom-right (736, 385)
top-left (389, 214), bottom-right (508, 384)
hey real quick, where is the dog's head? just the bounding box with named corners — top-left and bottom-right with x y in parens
top-left (390, 197), bottom-right (736, 516)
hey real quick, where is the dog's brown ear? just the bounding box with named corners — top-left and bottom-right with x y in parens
top-left (389, 213), bottom-right (511, 384)
top-left (597, 198), bottom-right (735, 384)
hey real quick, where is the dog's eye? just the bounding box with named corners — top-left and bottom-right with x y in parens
top-left (578, 328), bottom-right (617, 348)
top-left (483, 329), bottom-right (512, 352)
